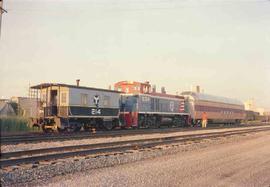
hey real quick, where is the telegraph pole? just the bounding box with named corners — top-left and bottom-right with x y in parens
top-left (0, 0), bottom-right (8, 38)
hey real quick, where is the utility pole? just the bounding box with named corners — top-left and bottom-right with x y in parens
top-left (0, 0), bottom-right (8, 38)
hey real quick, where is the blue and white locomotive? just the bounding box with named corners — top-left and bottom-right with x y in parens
top-left (31, 83), bottom-right (121, 132)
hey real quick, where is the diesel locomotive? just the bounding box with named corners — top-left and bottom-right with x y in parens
top-left (120, 93), bottom-right (189, 128)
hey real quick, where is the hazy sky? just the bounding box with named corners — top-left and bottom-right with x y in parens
top-left (0, 0), bottom-right (269, 109)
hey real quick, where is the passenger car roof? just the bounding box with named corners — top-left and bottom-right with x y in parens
top-left (181, 91), bottom-right (243, 106)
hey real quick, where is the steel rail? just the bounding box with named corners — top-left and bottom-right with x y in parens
top-left (1, 127), bottom-right (269, 167)
top-left (1, 126), bottom-right (268, 159)
top-left (0, 127), bottom-right (188, 144)
top-left (0, 124), bottom-right (264, 145)
top-left (1, 128), bottom-right (187, 145)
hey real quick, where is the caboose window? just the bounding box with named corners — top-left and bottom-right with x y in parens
top-left (81, 94), bottom-right (88, 106)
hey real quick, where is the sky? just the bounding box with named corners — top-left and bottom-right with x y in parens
top-left (0, 0), bottom-right (269, 109)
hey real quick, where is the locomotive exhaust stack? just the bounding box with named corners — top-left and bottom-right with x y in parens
top-left (161, 87), bottom-right (166, 94)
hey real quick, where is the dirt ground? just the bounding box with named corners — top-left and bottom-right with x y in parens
top-left (42, 130), bottom-right (270, 187)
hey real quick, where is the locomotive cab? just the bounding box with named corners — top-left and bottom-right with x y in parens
top-left (120, 95), bottom-right (139, 128)
top-left (120, 94), bottom-right (189, 129)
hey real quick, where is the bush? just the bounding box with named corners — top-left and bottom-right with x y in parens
top-left (0, 117), bottom-right (34, 133)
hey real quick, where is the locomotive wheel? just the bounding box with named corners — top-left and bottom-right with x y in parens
top-left (73, 126), bottom-right (82, 132)
top-left (173, 117), bottom-right (183, 127)
top-left (144, 118), bottom-right (150, 129)
top-left (156, 120), bottom-right (161, 128)
top-left (155, 117), bottom-right (161, 128)
top-left (147, 117), bottom-right (155, 128)
top-left (83, 125), bottom-right (91, 131)
top-left (138, 115), bottom-right (146, 128)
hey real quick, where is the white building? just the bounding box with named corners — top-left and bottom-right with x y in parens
top-left (11, 97), bottom-right (39, 118)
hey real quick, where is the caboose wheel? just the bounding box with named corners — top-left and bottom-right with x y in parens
top-left (42, 128), bottom-right (50, 133)
top-left (72, 126), bottom-right (81, 132)
top-left (41, 124), bottom-right (53, 133)
top-left (83, 125), bottom-right (91, 131)
top-left (57, 127), bottom-right (67, 133)
top-left (103, 121), bottom-right (114, 130)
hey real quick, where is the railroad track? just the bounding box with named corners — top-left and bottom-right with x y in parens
top-left (1, 127), bottom-right (188, 144)
top-left (1, 126), bottom-right (269, 168)
top-left (0, 124), bottom-right (264, 145)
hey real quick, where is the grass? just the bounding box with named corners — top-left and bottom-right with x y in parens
top-left (0, 117), bottom-right (40, 133)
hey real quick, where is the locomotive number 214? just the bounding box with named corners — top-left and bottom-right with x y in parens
top-left (91, 108), bottom-right (101, 115)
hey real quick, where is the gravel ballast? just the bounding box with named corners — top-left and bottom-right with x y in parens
top-left (1, 129), bottom-right (269, 186)
top-left (1, 125), bottom-right (268, 153)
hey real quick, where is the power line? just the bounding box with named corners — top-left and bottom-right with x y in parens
top-left (4, 0), bottom-right (270, 13)
top-left (0, 0), bottom-right (8, 38)
top-left (0, 7), bottom-right (7, 13)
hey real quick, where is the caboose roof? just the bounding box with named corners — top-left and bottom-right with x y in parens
top-left (31, 83), bottom-right (122, 93)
